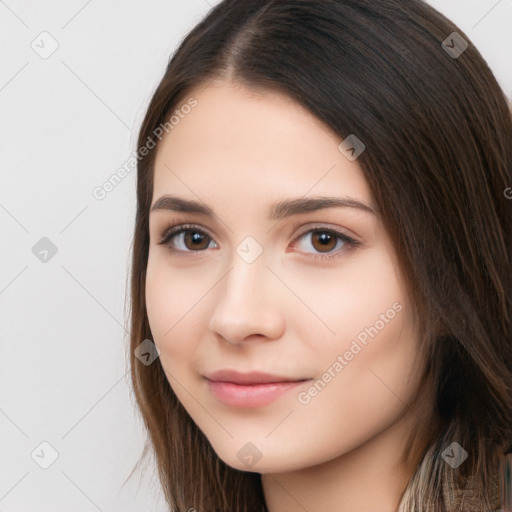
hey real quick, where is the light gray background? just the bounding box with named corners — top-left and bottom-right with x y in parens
top-left (0, 1), bottom-right (511, 511)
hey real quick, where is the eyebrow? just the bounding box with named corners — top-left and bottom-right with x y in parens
top-left (150, 194), bottom-right (377, 218)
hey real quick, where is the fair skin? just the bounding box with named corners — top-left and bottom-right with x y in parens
top-left (145, 79), bottom-right (432, 512)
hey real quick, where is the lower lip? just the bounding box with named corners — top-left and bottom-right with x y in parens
top-left (206, 379), bottom-right (309, 407)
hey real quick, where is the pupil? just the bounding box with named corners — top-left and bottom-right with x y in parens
top-left (187, 231), bottom-right (208, 249)
top-left (314, 232), bottom-right (335, 252)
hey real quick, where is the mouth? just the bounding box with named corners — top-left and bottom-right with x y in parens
top-left (204, 370), bottom-right (312, 407)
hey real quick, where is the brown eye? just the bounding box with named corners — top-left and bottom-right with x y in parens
top-left (159, 225), bottom-right (217, 253)
top-left (158, 223), bottom-right (359, 260)
top-left (182, 230), bottom-right (210, 250)
top-left (310, 231), bottom-right (338, 253)
top-left (292, 226), bottom-right (359, 260)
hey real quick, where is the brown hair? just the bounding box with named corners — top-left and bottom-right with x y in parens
top-left (127, 1), bottom-right (512, 510)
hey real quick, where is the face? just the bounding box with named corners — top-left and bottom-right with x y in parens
top-left (145, 80), bottom-right (424, 474)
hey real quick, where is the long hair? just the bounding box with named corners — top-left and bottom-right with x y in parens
top-left (127, 1), bottom-right (512, 510)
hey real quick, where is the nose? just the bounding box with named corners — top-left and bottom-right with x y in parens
top-left (208, 253), bottom-right (286, 345)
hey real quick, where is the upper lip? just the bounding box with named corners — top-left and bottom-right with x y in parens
top-left (205, 369), bottom-right (309, 385)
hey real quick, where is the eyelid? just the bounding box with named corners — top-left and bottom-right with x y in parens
top-left (157, 223), bottom-right (216, 250)
top-left (292, 222), bottom-right (358, 242)
top-left (156, 218), bottom-right (219, 243)
top-left (157, 221), bottom-right (360, 259)
top-left (288, 223), bottom-right (360, 260)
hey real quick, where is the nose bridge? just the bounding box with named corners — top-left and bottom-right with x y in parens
top-left (223, 232), bottom-right (272, 302)
top-left (208, 244), bottom-right (285, 343)
top-left (219, 248), bottom-right (269, 314)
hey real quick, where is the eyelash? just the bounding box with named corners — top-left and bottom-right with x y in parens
top-left (157, 223), bottom-right (360, 261)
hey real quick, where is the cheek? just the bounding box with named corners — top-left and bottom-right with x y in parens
top-left (293, 247), bottom-right (420, 430)
top-left (288, 245), bottom-right (407, 348)
top-left (302, 307), bottom-right (420, 450)
top-left (145, 254), bottom-right (204, 362)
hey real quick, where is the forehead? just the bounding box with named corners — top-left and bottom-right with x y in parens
top-left (152, 81), bottom-right (372, 208)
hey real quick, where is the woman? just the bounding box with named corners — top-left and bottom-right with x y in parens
top-left (128, 0), bottom-right (512, 510)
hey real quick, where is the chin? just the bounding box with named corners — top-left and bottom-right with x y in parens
top-left (209, 439), bottom-right (322, 475)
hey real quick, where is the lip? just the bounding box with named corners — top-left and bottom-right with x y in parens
top-left (204, 370), bottom-right (312, 407)
top-left (206, 369), bottom-right (307, 385)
